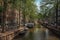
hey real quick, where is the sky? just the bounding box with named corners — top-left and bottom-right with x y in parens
top-left (35, 0), bottom-right (41, 10)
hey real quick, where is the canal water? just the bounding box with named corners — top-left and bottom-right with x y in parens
top-left (13, 26), bottom-right (60, 40)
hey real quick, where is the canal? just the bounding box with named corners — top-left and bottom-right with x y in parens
top-left (13, 26), bottom-right (60, 40)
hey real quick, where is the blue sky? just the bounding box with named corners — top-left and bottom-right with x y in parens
top-left (35, 0), bottom-right (41, 10)
top-left (35, 0), bottom-right (40, 6)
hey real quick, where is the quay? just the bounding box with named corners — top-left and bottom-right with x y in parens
top-left (0, 27), bottom-right (28, 40)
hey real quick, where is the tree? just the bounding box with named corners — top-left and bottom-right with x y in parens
top-left (18, 0), bottom-right (37, 23)
top-left (39, 0), bottom-right (57, 22)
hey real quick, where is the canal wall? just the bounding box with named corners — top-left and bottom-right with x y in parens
top-left (0, 27), bottom-right (25, 40)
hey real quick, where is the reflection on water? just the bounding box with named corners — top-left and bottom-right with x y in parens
top-left (13, 27), bottom-right (60, 40)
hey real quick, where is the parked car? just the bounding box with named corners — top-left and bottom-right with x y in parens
top-left (25, 23), bottom-right (34, 28)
